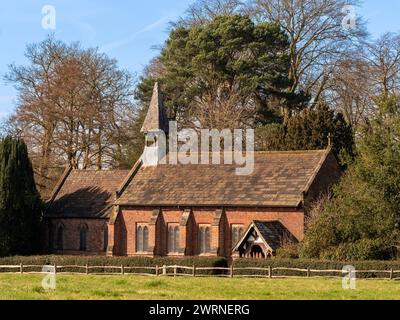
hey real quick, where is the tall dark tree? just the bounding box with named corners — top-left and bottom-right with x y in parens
top-left (255, 103), bottom-right (354, 164)
top-left (137, 15), bottom-right (307, 129)
top-left (300, 95), bottom-right (400, 260)
top-left (285, 103), bottom-right (354, 160)
top-left (0, 137), bottom-right (42, 256)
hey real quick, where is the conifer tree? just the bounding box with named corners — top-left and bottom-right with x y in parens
top-left (0, 137), bottom-right (42, 256)
top-left (255, 103), bottom-right (354, 165)
top-left (300, 95), bottom-right (400, 260)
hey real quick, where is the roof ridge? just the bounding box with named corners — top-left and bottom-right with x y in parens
top-left (71, 169), bottom-right (131, 172)
top-left (163, 149), bottom-right (327, 155)
top-left (251, 149), bottom-right (326, 154)
top-left (116, 157), bottom-right (144, 197)
top-left (45, 165), bottom-right (72, 206)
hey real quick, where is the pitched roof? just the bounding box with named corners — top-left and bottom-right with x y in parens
top-left (116, 149), bottom-right (331, 207)
top-left (253, 221), bottom-right (298, 250)
top-left (233, 220), bottom-right (298, 252)
top-left (46, 169), bottom-right (130, 218)
top-left (141, 82), bottom-right (169, 133)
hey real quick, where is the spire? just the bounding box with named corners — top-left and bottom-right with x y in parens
top-left (141, 82), bottom-right (169, 134)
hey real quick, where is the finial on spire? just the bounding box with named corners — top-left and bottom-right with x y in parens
top-left (141, 82), bottom-right (169, 134)
top-left (327, 133), bottom-right (332, 148)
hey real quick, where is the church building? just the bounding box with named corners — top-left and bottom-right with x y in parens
top-left (44, 83), bottom-right (341, 259)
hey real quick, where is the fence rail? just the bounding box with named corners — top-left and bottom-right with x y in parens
top-left (0, 264), bottom-right (399, 279)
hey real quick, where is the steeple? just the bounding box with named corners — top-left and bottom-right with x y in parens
top-left (141, 82), bottom-right (168, 167)
top-left (141, 82), bottom-right (169, 134)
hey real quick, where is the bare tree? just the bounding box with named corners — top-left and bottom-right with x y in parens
top-left (249, 0), bottom-right (367, 102)
top-left (175, 0), bottom-right (245, 26)
top-left (191, 84), bottom-right (255, 130)
top-left (5, 37), bottom-right (137, 197)
top-left (365, 33), bottom-right (400, 98)
top-left (5, 38), bottom-right (68, 192)
top-left (328, 33), bottom-right (400, 131)
top-left (328, 54), bottom-right (373, 129)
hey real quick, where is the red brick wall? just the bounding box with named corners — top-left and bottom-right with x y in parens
top-left (114, 207), bottom-right (304, 258)
top-left (45, 218), bottom-right (107, 255)
top-left (307, 152), bottom-right (342, 202)
top-left (192, 209), bottom-right (217, 256)
top-left (223, 208), bottom-right (304, 257)
top-left (44, 151), bottom-right (340, 258)
top-left (112, 208), bottom-right (157, 256)
top-left (162, 209), bottom-right (185, 256)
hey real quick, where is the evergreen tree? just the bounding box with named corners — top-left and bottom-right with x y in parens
top-left (300, 95), bottom-right (400, 260)
top-left (137, 15), bottom-right (308, 127)
top-left (255, 103), bottom-right (354, 165)
top-left (285, 103), bottom-right (354, 161)
top-left (0, 137), bottom-right (42, 256)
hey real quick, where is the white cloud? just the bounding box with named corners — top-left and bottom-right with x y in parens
top-left (100, 16), bottom-right (170, 53)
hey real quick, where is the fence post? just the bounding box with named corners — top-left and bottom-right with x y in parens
top-left (230, 264), bottom-right (234, 278)
top-left (268, 266), bottom-right (272, 278)
top-left (192, 265), bottom-right (196, 277)
top-left (121, 264), bottom-right (124, 275)
top-left (162, 264), bottom-right (167, 276)
top-left (20, 263), bottom-right (23, 274)
top-left (86, 264), bottom-right (89, 275)
top-left (174, 266), bottom-right (177, 277)
top-left (54, 263), bottom-right (57, 275)
top-left (390, 268), bottom-right (393, 280)
top-left (307, 267), bottom-right (310, 278)
top-left (156, 265), bottom-right (159, 276)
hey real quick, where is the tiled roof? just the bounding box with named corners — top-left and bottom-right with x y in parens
top-left (253, 221), bottom-right (298, 251)
top-left (117, 150), bottom-right (330, 207)
top-left (141, 82), bottom-right (169, 133)
top-left (46, 169), bottom-right (130, 218)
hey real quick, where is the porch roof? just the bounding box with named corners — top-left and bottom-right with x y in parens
top-left (233, 220), bottom-right (298, 253)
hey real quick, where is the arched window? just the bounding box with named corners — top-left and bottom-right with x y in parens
top-left (56, 225), bottom-right (64, 250)
top-left (143, 226), bottom-right (149, 252)
top-left (174, 226), bottom-right (179, 252)
top-left (205, 227), bottom-right (211, 253)
top-left (48, 222), bottom-right (54, 251)
top-left (79, 224), bottom-right (88, 251)
top-left (168, 225), bottom-right (179, 253)
top-left (136, 225), bottom-right (149, 252)
top-left (102, 224), bottom-right (108, 252)
top-left (199, 227), bottom-right (204, 253)
top-left (231, 225), bottom-right (245, 248)
top-left (199, 225), bottom-right (211, 254)
top-left (137, 226), bottom-right (143, 252)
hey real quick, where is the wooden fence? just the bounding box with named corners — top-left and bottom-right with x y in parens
top-left (0, 264), bottom-right (399, 279)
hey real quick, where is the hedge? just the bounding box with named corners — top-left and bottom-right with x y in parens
top-left (232, 258), bottom-right (400, 278)
top-left (1, 256), bottom-right (400, 278)
top-left (0, 256), bottom-right (227, 275)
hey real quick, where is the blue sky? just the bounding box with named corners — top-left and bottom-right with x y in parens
top-left (1, 0), bottom-right (400, 120)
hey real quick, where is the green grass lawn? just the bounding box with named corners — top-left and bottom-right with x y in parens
top-left (0, 274), bottom-right (399, 300)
